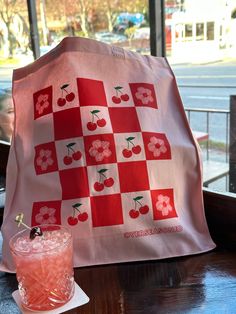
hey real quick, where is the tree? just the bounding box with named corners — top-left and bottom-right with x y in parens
top-left (0, 0), bottom-right (27, 57)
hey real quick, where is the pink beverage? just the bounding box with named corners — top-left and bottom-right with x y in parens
top-left (10, 225), bottom-right (74, 311)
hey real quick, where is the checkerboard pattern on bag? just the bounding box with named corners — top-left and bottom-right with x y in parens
top-left (32, 78), bottom-right (178, 229)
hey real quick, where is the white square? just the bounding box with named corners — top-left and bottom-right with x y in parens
top-left (80, 106), bottom-right (113, 136)
top-left (114, 132), bottom-right (145, 162)
top-left (87, 163), bottom-right (120, 196)
top-left (55, 137), bottom-right (86, 170)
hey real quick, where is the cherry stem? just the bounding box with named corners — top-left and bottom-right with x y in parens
top-left (69, 147), bottom-right (75, 153)
top-left (94, 113), bottom-right (100, 119)
top-left (136, 200), bottom-right (142, 206)
top-left (100, 173), bottom-right (107, 179)
top-left (63, 88), bottom-right (69, 94)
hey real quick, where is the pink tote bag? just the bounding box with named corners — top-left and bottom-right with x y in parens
top-left (1, 37), bottom-right (215, 271)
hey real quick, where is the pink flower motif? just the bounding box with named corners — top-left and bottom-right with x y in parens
top-left (35, 206), bottom-right (56, 224)
top-left (35, 94), bottom-right (49, 115)
top-left (36, 149), bottom-right (54, 171)
top-left (89, 139), bottom-right (112, 162)
top-left (148, 137), bottom-right (167, 157)
top-left (135, 87), bottom-right (154, 105)
top-left (155, 194), bottom-right (172, 216)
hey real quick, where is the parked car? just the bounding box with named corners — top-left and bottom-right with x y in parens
top-left (95, 32), bottom-right (127, 44)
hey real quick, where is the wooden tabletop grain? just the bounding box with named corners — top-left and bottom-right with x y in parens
top-left (63, 248), bottom-right (236, 314)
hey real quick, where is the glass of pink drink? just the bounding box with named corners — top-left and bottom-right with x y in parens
top-left (10, 224), bottom-right (74, 311)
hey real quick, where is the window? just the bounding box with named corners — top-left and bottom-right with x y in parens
top-left (196, 23), bottom-right (204, 41)
top-left (207, 22), bottom-right (215, 40)
top-left (185, 24), bottom-right (193, 39)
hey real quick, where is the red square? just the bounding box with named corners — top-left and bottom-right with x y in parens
top-left (59, 167), bottom-right (90, 200)
top-left (54, 107), bottom-right (83, 140)
top-left (109, 107), bottom-right (141, 133)
top-left (33, 86), bottom-right (53, 120)
top-left (84, 134), bottom-right (117, 166)
top-left (91, 194), bottom-right (123, 227)
top-left (151, 188), bottom-right (178, 220)
top-left (31, 200), bottom-right (61, 226)
top-left (118, 161), bottom-right (149, 193)
top-left (77, 78), bottom-right (107, 107)
top-left (142, 132), bottom-right (171, 160)
top-left (129, 83), bottom-right (158, 109)
top-left (34, 142), bottom-right (58, 175)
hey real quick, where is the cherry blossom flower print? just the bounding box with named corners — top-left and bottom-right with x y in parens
top-left (84, 134), bottom-right (117, 166)
top-left (148, 136), bottom-right (167, 157)
top-left (142, 132), bottom-right (171, 160)
top-left (135, 87), bottom-right (153, 105)
top-left (36, 94), bottom-right (50, 115)
top-left (151, 189), bottom-right (178, 220)
top-left (36, 149), bottom-right (54, 171)
top-left (34, 142), bottom-right (58, 175)
top-left (33, 86), bottom-right (53, 119)
top-left (35, 206), bottom-right (57, 224)
top-left (32, 201), bottom-right (61, 226)
top-left (89, 139), bottom-right (112, 162)
top-left (129, 83), bottom-right (158, 109)
top-left (155, 194), bottom-right (172, 216)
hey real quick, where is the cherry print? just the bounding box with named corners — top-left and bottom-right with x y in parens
top-left (57, 83), bottom-right (75, 107)
top-left (121, 94), bottom-right (129, 101)
top-left (68, 203), bottom-right (88, 226)
top-left (87, 122), bottom-right (97, 131)
top-left (72, 151), bottom-right (82, 161)
top-left (132, 145), bottom-right (141, 154)
top-left (129, 196), bottom-right (149, 219)
top-left (94, 182), bottom-right (104, 192)
top-left (67, 216), bottom-right (78, 226)
top-left (122, 148), bottom-right (132, 158)
top-left (97, 118), bottom-right (106, 127)
top-left (63, 155), bottom-right (73, 165)
top-left (112, 86), bottom-right (129, 104)
top-left (87, 110), bottom-right (106, 131)
top-left (63, 142), bottom-right (82, 165)
top-left (94, 168), bottom-right (114, 192)
top-left (57, 97), bottom-right (66, 107)
top-left (78, 212), bottom-right (88, 222)
top-left (139, 205), bottom-right (149, 215)
top-left (129, 209), bottom-right (139, 219)
top-left (122, 137), bottom-right (141, 158)
top-left (104, 177), bottom-right (114, 187)
top-left (112, 96), bottom-right (121, 104)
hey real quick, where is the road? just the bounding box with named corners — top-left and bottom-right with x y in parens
top-left (1, 59), bottom-right (236, 142)
top-left (171, 60), bottom-right (236, 143)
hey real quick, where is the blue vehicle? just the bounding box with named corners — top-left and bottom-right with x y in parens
top-left (114, 12), bottom-right (145, 34)
top-left (117, 13), bottom-right (144, 25)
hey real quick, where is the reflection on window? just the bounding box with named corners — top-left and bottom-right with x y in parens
top-left (185, 24), bottom-right (192, 39)
top-left (196, 23), bottom-right (204, 41)
top-left (207, 22), bottom-right (214, 40)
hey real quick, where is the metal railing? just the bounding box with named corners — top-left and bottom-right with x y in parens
top-left (185, 107), bottom-right (230, 162)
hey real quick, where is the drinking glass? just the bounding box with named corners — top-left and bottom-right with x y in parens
top-left (10, 224), bottom-right (74, 311)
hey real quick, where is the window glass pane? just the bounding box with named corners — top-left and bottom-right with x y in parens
top-left (168, 0), bottom-right (236, 194)
top-left (1, 0), bottom-right (236, 196)
top-left (207, 21), bottom-right (214, 40)
top-left (196, 23), bottom-right (204, 40)
top-left (185, 24), bottom-right (192, 38)
top-left (0, 0), bottom-right (30, 143)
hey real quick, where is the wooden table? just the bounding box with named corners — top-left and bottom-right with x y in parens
top-left (70, 248), bottom-right (236, 314)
